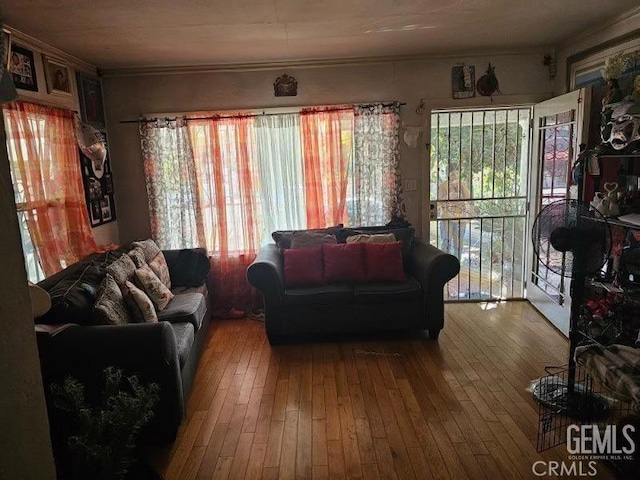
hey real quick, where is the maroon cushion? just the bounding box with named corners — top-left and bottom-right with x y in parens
top-left (322, 243), bottom-right (366, 283)
top-left (284, 247), bottom-right (324, 287)
top-left (364, 242), bottom-right (405, 282)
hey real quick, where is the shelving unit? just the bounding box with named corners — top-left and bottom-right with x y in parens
top-left (535, 80), bottom-right (640, 471)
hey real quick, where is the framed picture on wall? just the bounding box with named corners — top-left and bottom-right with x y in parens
top-left (567, 31), bottom-right (640, 90)
top-left (452, 64), bottom-right (475, 99)
top-left (43, 55), bottom-right (72, 96)
top-left (79, 133), bottom-right (116, 226)
top-left (77, 73), bottom-right (106, 129)
top-left (9, 44), bottom-right (38, 91)
top-left (1, 29), bottom-right (10, 72)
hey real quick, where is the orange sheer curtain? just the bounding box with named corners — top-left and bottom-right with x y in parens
top-left (300, 109), bottom-right (354, 228)
top-left (188, 115), bottom-right (262, 310)
top-left (3, 101), bottom-right (97, 276)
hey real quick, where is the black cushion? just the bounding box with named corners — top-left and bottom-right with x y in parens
top-left (337, 226), bottom-right (415, 262)
top-left (353, 277), bottom-right (423, 304)
top-left (272, 225), bottom-right (343, 250)
top-left (167, 249), bottom-right (210, 288)
top-left (170, 322), bottom-right (194, 368)
top-left (38, 265), bottom-right (105, 325)
top-left (284, 283), bottom-right (353, 306)
top-left (157, 293), bottom-right (206, 330)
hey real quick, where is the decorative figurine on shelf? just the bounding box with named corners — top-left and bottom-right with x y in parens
top-left (591, 192), bottom-right (608, 216)
top-left (602, 78), bottom-right (624, 108)
top-left (604, 182), bottom-right (620, 217)
top-left (586, 147), bottom-right (602, 192)
top-left (601, 101), bottom-right (640, 151)
top-left (571, 143), bottom-right (588, 186)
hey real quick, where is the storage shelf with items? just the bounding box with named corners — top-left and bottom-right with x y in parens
top-left (534, 53), bottom-right (640, 470)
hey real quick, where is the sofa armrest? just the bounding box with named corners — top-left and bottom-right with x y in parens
top-left (247, 244), bottom-right (285, 305)
top-left (409, 238), bottom-right (460, 292)
top-left (38, 322), bottom-right (184, 442)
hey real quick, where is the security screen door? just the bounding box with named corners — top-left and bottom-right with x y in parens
top-left (430, 107), bottom-right (531, 301)
top-left (525, 89), bottom-right (588, 336)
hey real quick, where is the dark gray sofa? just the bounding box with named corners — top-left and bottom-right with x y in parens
top-left (247, 236), bottom-right (459, 343)
top-left (35, 247), bottom-right (211, 449)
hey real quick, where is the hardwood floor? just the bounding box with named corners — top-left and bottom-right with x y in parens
top-left (151, 301), bottom-right (614, 479)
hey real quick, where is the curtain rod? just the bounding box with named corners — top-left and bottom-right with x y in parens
top-left (119, 102), bottom-right (406, 124)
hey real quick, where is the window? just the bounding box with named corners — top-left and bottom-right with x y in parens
top-left (141, 103), bottom-right (403, 253)
top-left (3, 101), bottom-right (97, 282)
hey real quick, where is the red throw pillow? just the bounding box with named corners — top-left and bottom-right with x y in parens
top-left (364, 242), bottom-right (405, 282)
top-left (283, 247), bottom-right (324, 287)
top-left (322, 243), bottom-right (366, 283)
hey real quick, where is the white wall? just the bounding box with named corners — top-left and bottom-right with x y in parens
top-left (9, 28), bottom-right (119, 246)
top-left (103, 50), bottom-right (554, 241)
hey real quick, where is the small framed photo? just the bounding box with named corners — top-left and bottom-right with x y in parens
top-left (88, 177), bottom-right (102, 200)
top-left (101, 196), bottom-right (112, 222)
top-left (452, 64), bottom-right (475, 99)
top-left (1, 30), bottom-right (10, 72)
top-left (9, 44), bottom-right (38, 92)
top-left (90, 201), bottom-right (101, 225)
top-left (77, 73), bottom-right (106, 129)
top-left (104, 173), bottom-right (114, 194)
top-left (43, 55), bottom-right (72, 96)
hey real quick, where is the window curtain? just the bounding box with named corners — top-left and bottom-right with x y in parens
top-left (139, 118), bottom-right (204, 249)
top-left (254, 113), bottom-right (306, 239)
top-left (352, 103), bottom-right (405, 226)
top-left (188, 115), bottom-right (262, 310)
top-left (300, 109), bottom-right (354, 228)
top-left (3, 101), bottom-right (97, 276)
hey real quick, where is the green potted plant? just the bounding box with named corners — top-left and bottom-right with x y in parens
top-left (51, 367), bottom-right (160, 480)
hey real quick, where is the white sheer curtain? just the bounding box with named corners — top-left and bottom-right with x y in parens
top-left (254, 113), bottom-right (306, 241)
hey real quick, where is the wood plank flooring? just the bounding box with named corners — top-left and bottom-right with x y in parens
top-left (151, 301), bottom-right (614, 479)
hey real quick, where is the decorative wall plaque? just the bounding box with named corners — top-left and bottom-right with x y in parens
top-left (274, 74), bottom-right (297, 97)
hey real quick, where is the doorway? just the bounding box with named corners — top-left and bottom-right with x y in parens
top-left (525, 89), bottom-right (589, 335)
top-left (429, 107), bottom-right (532, 301)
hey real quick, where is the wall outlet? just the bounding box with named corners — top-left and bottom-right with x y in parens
top-left (404, 178), bottom-right (418, 192)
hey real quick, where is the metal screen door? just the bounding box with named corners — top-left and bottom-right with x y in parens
top-left (526, 89), bottom-right (588, 335)
top-left (430, 108), bottom-right (532, 301)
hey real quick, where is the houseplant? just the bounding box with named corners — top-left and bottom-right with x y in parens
top-left (51, 367), bottom-right (160, 480)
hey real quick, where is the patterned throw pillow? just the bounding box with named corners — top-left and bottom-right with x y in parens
top-left (94, 274), bottom-right (131, 325)
top-left (290, 231), bottom-right (337, 249)
top-left (131, 239), bottom-right (162, 263)
top-left (105, 254), bottom-right (136, 286)
top-left (346, 233), bottom-right (396, 244)
top-left (127, 247), bottom-right (147, 268)
top-left (123, 281), bottom-right (158, 323)
top-left (134, 265), bottom-right (174, 311)
top-left (148, 251), bottom-right (171, 289)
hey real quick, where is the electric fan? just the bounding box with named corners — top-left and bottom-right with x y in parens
top-left (531, 199), bottom-right (612, 417)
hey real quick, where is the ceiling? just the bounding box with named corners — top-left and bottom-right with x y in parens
top-left (2, 0), bottom-right (638, 69)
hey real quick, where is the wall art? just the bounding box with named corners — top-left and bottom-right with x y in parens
top-left (43, 55), bottom-right (72, 96)
top-left (77, 73), bottom-right (106, 129)
top-left (452, 64), bottom-right (475, 99)
top-left (9, 43), bottom-right (38, 91)
top-left (79, 133), bottom-right (116, 226)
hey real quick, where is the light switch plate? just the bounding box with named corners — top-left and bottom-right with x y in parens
top-left (404, 178), bottom-right (418, 191)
